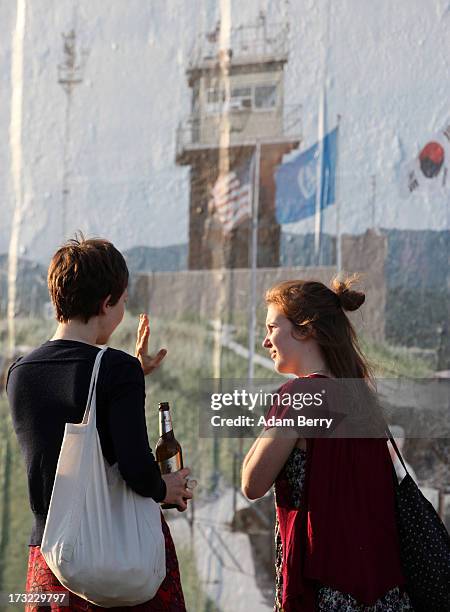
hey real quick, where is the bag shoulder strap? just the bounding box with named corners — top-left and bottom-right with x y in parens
top-left (82, 347), bottom-right (108, 425)
top-left (385, 426), bottom-right (409, 475)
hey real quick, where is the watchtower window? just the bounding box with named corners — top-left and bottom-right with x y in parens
top-left (206, 88), bottom-right (226, 113)
top-left (230, 87), bottom-right (252, 110)
top-left (204, 83), bottom-right (278, 114)
top-left (254, 85), bottom-right (277, 109)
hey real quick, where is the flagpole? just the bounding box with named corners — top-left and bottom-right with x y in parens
top-left (314, 86), bottom-right (325, 266)
top-left (315, 0), bottom-right (331, 266)
top-left (336, 114), bottom-right (342, 273)
top-left (370, 174), bottom-right (377, 231)
top-left (248, 140), bottom-right (261, 382)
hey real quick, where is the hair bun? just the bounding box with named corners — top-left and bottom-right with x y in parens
top-left (331, 275), bottom-right (365, 312)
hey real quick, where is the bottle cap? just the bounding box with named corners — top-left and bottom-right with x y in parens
top-left (159, 401), bottom-right (170, 410)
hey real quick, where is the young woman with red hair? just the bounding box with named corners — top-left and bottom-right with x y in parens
top-left (242, 277), bottom-right (413, 612)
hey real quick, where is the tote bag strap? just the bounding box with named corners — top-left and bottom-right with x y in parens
top-left (385, 426), bottom-right (410, 476)
top-left (82, 347), bottom-right (108, 425)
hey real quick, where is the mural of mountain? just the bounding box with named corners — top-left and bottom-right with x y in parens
top-left (384, 229), bottom-right (449, 289)
top-left (1, 229), bottom-right (448, 366)
top-left (280, 229), bottom-right (449, 359)
top-left (0, 245), bottom-right (189, 318)
top-left (382, 229), bottom-right (450, 359)
top-left (280, 232), bottom-right (336, 266)
top-left (123, 244), bottom-right (188, 273)
top-left (0, 255), bottom-right (48, 318)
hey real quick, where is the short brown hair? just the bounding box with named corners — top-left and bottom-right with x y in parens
top-left (48, 235), bottom-right (129, 323)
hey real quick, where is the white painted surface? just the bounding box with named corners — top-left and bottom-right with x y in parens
top-left (0, 0), bottom-right (448, 263)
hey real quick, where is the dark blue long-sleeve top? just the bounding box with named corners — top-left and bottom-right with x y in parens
top-left (6, 339), bottom-right (166, 546)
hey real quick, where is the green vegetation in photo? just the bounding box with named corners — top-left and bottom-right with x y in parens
top-left (176, 545), bottom-right (222, 612)
top-left (0, 311), bottom-right (436, 606)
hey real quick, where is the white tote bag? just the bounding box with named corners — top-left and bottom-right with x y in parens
top-left (41, 348), bottom-right (166, 607)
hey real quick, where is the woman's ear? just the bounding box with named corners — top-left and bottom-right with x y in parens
top-left (292, 323), bottom-right (315, 341)
top-left (100, 295), bottom-right (112, 315)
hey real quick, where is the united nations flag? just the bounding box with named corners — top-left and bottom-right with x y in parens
top-left (275, 127), bottom-right (338, 224)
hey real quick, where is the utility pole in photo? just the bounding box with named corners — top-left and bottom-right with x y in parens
top-left (247, 139), bottom-right (261, 384)
top-left (57, 28), bottom-right (89, 241)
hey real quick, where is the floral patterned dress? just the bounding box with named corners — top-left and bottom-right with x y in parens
top-left (273, 448), bottom-right (414, 612)
top-left (25, 515), bottom-right (186, 612)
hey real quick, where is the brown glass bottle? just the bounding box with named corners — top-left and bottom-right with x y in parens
top-left (155, 401), bottom-right (184, 510)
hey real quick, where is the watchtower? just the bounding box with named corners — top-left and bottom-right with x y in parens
top-left (176, 13), bottom-right (302, 269)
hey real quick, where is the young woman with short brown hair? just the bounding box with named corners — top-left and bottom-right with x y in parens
top-left (7, 235), bottom-right (191, 611)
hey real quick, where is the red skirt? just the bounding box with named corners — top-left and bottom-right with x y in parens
top-left (25, 516), bottom-right (186, 611)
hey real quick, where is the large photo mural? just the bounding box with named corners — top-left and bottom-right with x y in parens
top-left (0, 1), bottom-right (449, 610)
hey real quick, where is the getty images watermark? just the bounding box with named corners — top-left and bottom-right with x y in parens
top-left (209, 388), bottom-right (333, 430)
top-left (197, 377), bottom-right (450, 438)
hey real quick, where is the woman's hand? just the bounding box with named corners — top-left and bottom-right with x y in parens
top-left (135, 313), bottom-right (167, 376)
top-left (161, 467), bottom-right (194, 511)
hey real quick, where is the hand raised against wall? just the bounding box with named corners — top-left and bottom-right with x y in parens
top-left (135, 313), bottom-right (167, 376)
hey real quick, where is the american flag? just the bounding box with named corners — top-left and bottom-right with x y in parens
top-left (209, 155), bottom-right (254, 234)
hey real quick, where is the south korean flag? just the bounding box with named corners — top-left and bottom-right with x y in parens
top-left (400, 122), bottom-right (450, 198)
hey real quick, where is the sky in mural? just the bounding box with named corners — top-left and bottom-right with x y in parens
top-left (0, 0), bottom-right (449, 264)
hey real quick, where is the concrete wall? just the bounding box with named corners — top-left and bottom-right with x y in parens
top-left (341, 229), bottom-right (388, 343)
top-left (130, 229), bottom-right (388, 342)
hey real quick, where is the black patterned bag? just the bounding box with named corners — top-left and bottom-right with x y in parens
top-left (387, 430), bottom-right (450, 612)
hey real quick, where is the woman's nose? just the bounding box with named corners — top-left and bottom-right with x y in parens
top-left (262, 336), bottom-right (272, 349)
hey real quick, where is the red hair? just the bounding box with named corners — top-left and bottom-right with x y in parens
top-left (265, 275), bottom-right (372, 380)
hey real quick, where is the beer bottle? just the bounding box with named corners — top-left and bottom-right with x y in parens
top-left (156, 401), bottom-right (184, 510)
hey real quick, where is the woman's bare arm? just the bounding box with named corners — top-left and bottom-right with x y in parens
top-left (241, 430), bottom-right (298, 500)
